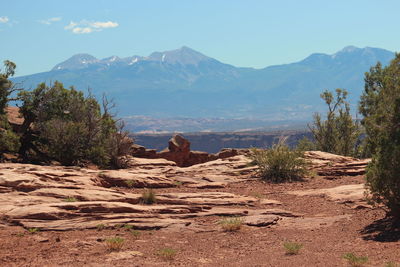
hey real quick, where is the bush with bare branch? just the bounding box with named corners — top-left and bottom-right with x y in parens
top-left (17, 82), bottom-right (132, 167)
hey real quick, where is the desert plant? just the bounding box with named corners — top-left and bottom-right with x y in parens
top-left (157, 248), bottom-right (177, 260)
top-left (123, 224), bottom-right (133, 230)
top-left (130, 230), bottom-right (141, 237)
top-left (105, 237), bottom-right (125, 251)
top-left (219, 217), bottom-right (244, 232)
top-left (173, 180), bottom-right (183, 187)
top-left (17, 82), bottom-right (132, 168)
top-left (63, 196), bottom-right (78, 202)
top-left (309, 88), bottom-right (361, 157)
top-left (0, 60), bottom-right (21, 154)
top-left (296, 136), bottom-right (316, 151)
top-left (359, 54), bottom-right (400, 217)
top-left (250, 143), bottom-right (308, 182)
top-left (96, 224), bottom-right (106, 231)
top-left (140, 189), bottom-right (156, 205)
top-left (27, 228), bottom-right (39, 234)
top-left (113, 223), bottom-right (124, 229)
top-left (124, 180), bottom-right (136, 188)
top-left (0, 121), bottom-right (20, 153)
top-left (0, 60), bottom-right (20, 114)
top-left (283, 242), bottom-right (303, 255)
top-left (386, 262), bottom-right (400, 267)
top-left (342, 253), bottom-right (368, 266)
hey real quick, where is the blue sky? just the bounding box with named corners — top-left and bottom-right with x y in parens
top-left (1, 0), bottom-right (400, 76)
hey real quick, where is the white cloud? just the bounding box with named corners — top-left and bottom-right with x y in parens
top-left (72, 27), bottom-right (93, 34)
top-left (0, 16), bottom-right (9, 23)
top-left (64, 21), bottom-right (78, 30)
top-left (39, 17), bottom-right (62, 25)
top-left (91, 21), bottom-right (118, 29)
top-left (64, 20), bottom-right (118, 34)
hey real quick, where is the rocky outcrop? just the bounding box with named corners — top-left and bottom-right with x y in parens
top-left (304, 151), bottom-right (370, 177)
top-left (130, 144), bottom-right (157, 158)
top-left (289, 184), bottom-right (366, 204)
top-left (157, 135), bottom-right (194, 166)
top-left (0, 149), bottom-right (371, 232)
top-left (132, 134), bottom-right (242, 167)
top-left (0, 156), bottom-right (287, 231)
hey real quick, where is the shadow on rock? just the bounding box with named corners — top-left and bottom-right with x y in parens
top-left (361, 215), bottom-right (400, 242)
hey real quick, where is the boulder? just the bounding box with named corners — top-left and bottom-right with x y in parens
top-left (131, 144), bottom-right (157, 158)
top-left (168, 134), bottom-right (190, 153)
top-left (215, 148), bottom-right (239, 159)
top-left (157, 134), bottom-right (193, 167)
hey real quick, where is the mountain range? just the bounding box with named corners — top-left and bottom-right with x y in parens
top-left (12, 45), bottom-right (395, 131)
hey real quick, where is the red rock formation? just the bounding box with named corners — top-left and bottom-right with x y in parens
top-left (132, 134), bottom-right (241, 167)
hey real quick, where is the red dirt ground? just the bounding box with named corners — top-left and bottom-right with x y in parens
top-left (1, 175), bottom-right (399, 266)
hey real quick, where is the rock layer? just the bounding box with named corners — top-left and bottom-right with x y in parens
top-left (131, 134), bottom-right (242, 167)
top-left (304, 151), bottom-right (370, 177)
top-left (0, 150), bottom-right (368, 232)
top-left (0, 157), bottom-right (283, 231)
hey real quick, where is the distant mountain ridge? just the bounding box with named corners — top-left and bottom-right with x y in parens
top-left (52, 46), bottom-right (216, 71)
top-left (12, 46), bottom-right (395, 126)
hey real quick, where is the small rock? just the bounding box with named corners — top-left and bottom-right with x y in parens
top-left (245, 215), bottom-right (280, 227)
top-left (260, 199), bottom-right (282, 205)
top-left (33, 236), bottom-right (49, 243)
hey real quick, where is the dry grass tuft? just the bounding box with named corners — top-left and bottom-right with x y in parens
top-left (105, 237), bottom-right (125, 251)
top-left (283, 242), bottom-right (303, 255)
top-left (157, 248), bottom-right (177, 260)
top-left (140, 189), bottom-right (157, 204)
top-left (219, 217), bottom-right (244, 232)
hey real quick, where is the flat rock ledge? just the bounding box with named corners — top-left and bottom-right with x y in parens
top-left (0, 157), bottom-right (286, 231)
top-left (304, 151), bottom-right (370, 177)
top-left (0, 150), bottom-right (367, 231)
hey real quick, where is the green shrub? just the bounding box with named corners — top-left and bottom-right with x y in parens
top-left (27, 228), bottom-right (39, 234)
top-left (0, 61), bottom-right (21, 155)
top-left (17, 82), bottom-right (132, 168)
top-left (359, 54), bottom-right (400, 217)
top-left (342, 253), bottom-right (368, 266)
top-left (250, 144), bottom-right (308, 182)
top-left (283, 242), bottom-right (303, 255)
top-left (0, 60), bottom-right (17, 115)
top-left (140, 189), bottom-right (156, 205)
top-left (309, 89), bottom-right (361, 157)
top-left (295, 136), bottom-right (316, 151)
top-left (0, 118), bottom-right (20, 153)
top-left (63, 196), bottom-right (78, 202)
top-left (1, 61), bottom-right (132, 167)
